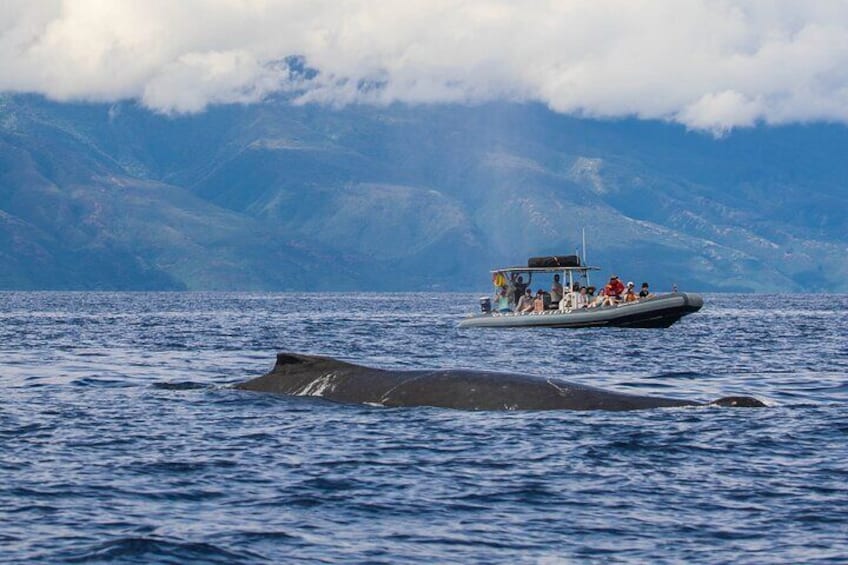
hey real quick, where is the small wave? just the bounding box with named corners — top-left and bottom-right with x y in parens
top-left (0, 422), bottom-right (51, 438)
top-left (151, 381), bottom-right (212, 391)
top-left (133, 459), bottom-right (237, 474)
top-left (62, 536), bottom-right (262, 564)
top-left (647, 371), bottom-right (715, 380)
top-left (617, 380), bottom-right (677, 390)
top-left (236, 530), bottom-right (300, 542)
top-left (6, 503), bottom-right (58, 515)
top-left (386, 531), bottom-right (541, 551)
top-left (71, 377), bottom-right (134, 388)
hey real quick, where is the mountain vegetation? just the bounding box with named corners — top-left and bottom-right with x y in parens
top-left (1, 94), bottom-right (845, 291)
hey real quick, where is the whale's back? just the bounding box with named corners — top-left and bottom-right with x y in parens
top-left (376, 370), bottom-right (693, 411)
top-left (237, 354), bottom-right (707, 411)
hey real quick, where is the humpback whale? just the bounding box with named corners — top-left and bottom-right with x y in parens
top-left (236, 353), bottom-right (765, 411)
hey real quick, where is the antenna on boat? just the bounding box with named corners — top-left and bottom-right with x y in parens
top-left (582, 228), bottom-right (590, 287)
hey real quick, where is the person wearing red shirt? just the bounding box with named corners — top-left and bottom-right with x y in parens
top-left (606, 274), bottom-right (625, 299)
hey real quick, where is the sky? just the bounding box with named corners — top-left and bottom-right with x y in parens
top-left (1, 0), bottom-right (848, 134)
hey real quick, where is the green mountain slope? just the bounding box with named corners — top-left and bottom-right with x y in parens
top-left (0, 94), bottom-right (845, 291)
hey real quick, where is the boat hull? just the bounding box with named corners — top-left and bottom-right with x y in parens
top-left (458, 293), bottom-right (703, 329)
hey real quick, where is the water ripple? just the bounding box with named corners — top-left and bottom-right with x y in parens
top-left (0, 292), bottom-right (846, 563)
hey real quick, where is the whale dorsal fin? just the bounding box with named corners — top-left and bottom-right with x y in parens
top-left (276, 353), bottom-right (306, 366)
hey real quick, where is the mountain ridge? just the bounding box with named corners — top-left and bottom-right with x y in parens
top-left (0, 94), bottom-right (845, 291)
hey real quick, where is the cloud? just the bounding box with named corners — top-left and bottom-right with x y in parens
top-left (2, 0), bottom-right (848, 132)
top-left (677, 91), bottom-right (764, 135)
top-left (141, 50), bottom-right (286, 113)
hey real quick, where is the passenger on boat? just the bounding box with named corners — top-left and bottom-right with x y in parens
top-left (494, 289), bottom-right (511, 313)
top-left (506, 274), bottom-right (517, 307)
top-left (600, 285), bottom-right (619, 307)
top-left (587, 286), bottom-right (602, 308)
top-left (516, 288), bottom-right (535, 313)
top-left (607, 275), bottom-right (625, 299)
top-left (550, 274), bottom-right (563, 304)
top-left (558, 288), bottom-right (574, 311)
top-left (560, 283), bottom-right (583, 310)
top-left (574, 286), bottom-right (590, 309)
top-left (623, 282), bottom-right (638, 303)
top-left (513, 275), bottom-right (528, 304)
top-left (533, 290), bottom-right (546, 313)
top-left (639, 282), bottom-right (654, 299)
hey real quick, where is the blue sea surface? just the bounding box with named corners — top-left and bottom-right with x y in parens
top-left (1, 292), bottom-right (846, 563)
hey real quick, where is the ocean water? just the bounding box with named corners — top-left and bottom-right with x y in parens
top-left (1, 292), bottom-right (846, 564)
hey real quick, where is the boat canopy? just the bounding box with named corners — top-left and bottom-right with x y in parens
top-left (490, 265), bottom-right (600, 274)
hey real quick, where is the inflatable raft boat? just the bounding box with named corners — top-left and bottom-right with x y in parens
top-left (459, 292), bottom-right (704, 329)
top-left (459, 255), bottom-right (703, 329)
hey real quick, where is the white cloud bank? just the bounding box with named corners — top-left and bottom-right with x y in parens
top-left (2, 0), bottom-right (848, 133)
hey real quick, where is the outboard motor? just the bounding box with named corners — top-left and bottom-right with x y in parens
top-left (479, 297), bottom-right (492, 314)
